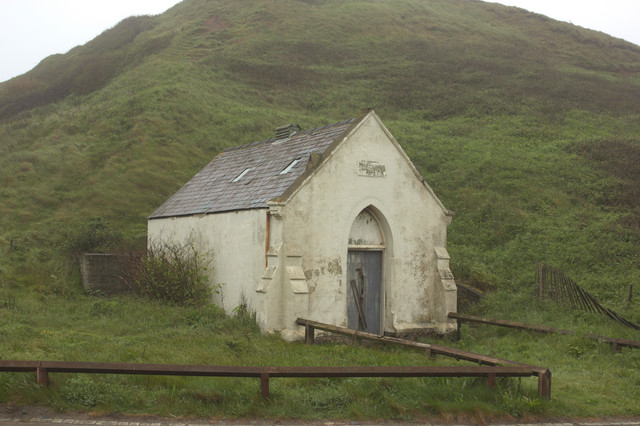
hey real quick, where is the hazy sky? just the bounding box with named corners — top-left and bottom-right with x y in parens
top-left (485, 1), bottom-right (640, 46)
top-left (1, 0), bottom-right (639, 83)
top-left (0, 0), bottom-right (181, 83)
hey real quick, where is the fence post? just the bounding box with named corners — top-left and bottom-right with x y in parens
top-left (486, 373), bottom-right (496, 389)
top-left (260, 372), bottom-right (270, 399)
top-left (37, 367), bottom-right (49, 387)
top-left (305, 324), bottom-right (315, 344)
top-left (537, 369), bottom-right (551, 400)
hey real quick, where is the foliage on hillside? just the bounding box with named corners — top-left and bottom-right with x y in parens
top-left (0, 0), bottom-right (639, 321)
top-left (1, 0), bottom-right (640, 419)
top-left (0, 16), bottom-right (171, 119)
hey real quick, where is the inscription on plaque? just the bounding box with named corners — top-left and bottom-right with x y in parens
top-left (356, 160), bottom-right (386, 177)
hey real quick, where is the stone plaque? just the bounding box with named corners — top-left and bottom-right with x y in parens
top-left (356, 160), bottom-right (386, 177)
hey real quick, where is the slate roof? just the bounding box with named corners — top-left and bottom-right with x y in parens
top-left (149, 118), bottom-right (357, 219)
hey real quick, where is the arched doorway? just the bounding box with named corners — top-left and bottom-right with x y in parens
top-left (347, 207), bottom-right (385, 335)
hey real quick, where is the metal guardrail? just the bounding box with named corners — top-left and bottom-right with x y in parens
top-left (295, 318), bottom-right (551, 399)
top-left (0, 360), bottom-right (550, 399)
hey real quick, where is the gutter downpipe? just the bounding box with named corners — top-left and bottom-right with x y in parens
top-left (265, 211), bottom-right (271, 267)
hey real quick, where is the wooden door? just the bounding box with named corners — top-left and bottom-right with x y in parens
top-left (347, 250), bottom-right (382, 335)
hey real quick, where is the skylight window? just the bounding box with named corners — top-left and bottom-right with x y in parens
top-left (232, 168), bottom-right (252, 182)
top-left (280, 159), bottom-right (301, 175)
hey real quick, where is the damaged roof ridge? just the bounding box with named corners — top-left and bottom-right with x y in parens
top-left (221, 118), bottom-right (355, 153)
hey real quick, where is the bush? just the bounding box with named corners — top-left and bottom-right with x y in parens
top-left (133, 240), bottom-right (212, 306)
top-left (64, 217), bottom-right (122, 260)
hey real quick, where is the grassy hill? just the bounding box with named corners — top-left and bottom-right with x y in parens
top-left (1, 0), bottom-right (640, 418)
top-left (2, 0), bottom-right (640, 310)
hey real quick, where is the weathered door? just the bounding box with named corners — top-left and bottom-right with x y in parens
top-left (347, 250), bottom-right (382, 334)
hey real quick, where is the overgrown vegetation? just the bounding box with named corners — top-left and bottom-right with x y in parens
top-left (1, 0), bottom-right (640, 419)
top-left (64, 218), bottom-right (123, 261)
top-left (132, 240), bottom-right (213, 306)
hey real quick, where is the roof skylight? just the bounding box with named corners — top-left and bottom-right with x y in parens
top-left (280, 159), bottom-right (301, 175)
top-left (232, 168), bottom-right (252, 182)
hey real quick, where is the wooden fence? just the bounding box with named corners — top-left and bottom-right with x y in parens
top-left (0, 360), bottom-right (550, 400)
top-left (535, 263), bottom-right (640, 330)
top-left (449, 312), bottom-right (640, 351)
top-left (296, 318), bottom-right (551, 399)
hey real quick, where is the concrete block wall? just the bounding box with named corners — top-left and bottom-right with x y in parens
top-left (80, 253), bottom-right (133, 295)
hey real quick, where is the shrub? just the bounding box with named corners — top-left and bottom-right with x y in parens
top-left (64, 217), bottom-right (122, 260)
top-left (133, 240), bottom-right (212, 306)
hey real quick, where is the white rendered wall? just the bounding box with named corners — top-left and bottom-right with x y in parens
top-left (147, 209), bottom-right (267, 314)
top-left (276, 113), bottom-right (452, 333)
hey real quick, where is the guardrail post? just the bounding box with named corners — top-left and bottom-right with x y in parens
top-left (305, 325), bottom-right (315, 344)
top-left (537, 369), bottom-right (551, 400)
top-left (36, 367), bottom-right (48, 387)
top-left (486, 373), bottom-right (496, 389)
top-left (260, 372), bottom-right (270, 399)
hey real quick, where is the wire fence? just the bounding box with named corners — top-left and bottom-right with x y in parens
top-left (535, 262), bottom-right (640, 331)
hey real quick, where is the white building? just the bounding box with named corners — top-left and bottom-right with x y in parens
top-left (148, 110), bottom-right (456, 338)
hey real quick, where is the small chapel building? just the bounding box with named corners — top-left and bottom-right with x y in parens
top-left (148, 110), bottom-right (456, 338)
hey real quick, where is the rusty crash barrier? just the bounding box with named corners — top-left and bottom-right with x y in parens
top-left (295, 318), bottom-right (551, 399)
top-left (449, 312), bottom-right (640, 351)
top-left (0, 360), bottom-right (550, 400)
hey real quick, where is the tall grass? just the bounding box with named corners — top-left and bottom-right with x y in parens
top-left (1, 0), bottom-right (640, 418)
top-left (0, 289), bottom-right (639, 418)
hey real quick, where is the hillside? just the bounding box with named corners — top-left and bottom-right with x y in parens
top-left (1, 0), bottom-right (639, 322)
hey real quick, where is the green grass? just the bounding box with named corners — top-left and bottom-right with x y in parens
top-left (1, 0), bottom-right (640, 418)
top-left (0, 291), bottom-right (544, 420)
top-left (0, 288), bottom-right (639, 419)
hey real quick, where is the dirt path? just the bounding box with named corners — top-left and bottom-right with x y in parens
top-left (2, 405), bottom-right (640, 426)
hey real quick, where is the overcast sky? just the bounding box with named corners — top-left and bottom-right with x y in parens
top-left (0, 0), bottom-right (181, 83)
top-left (1, 0), bottom-right (639, 83)
top-left (485, 1), bottom-right (640, 46)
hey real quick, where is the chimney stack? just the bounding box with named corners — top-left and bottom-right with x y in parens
top-left (275, 123), bottom-right (301, 141)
